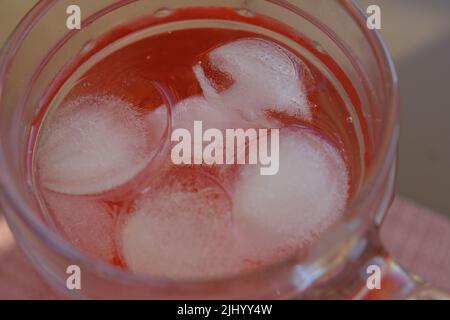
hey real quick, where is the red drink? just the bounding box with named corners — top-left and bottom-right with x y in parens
top-left (31, 8), bottom-right (365, 279)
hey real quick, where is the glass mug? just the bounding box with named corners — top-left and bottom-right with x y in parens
top-left (0, 0), bottom-right (447, 299)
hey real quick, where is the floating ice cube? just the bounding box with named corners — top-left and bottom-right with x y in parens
top-left (42, 191), bottom-right (116, 262)
top-left (120, 167), bottom-right (241, 279)
top-left (173, 96), bottom-right (253, 131)
top-left (170, 96), bottom-right (275, 166)
top-left (171, 96), bottom-right (252, 165)
top-left (193, 38), bottom-right (313, 122)
top-left (232, 127), bottom-right (349, 260)
top-left (38, 95), bottom-right (166, 195)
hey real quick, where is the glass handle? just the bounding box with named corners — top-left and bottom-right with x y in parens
top-left (296, 227), bottom-right (450, 300)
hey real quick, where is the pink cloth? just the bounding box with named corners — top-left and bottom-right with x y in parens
top-left (380, 197), bottom-right (450, 292)
top-left (0, 196), bottom-right (449, 299)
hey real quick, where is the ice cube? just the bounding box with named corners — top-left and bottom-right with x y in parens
top-left (119, 167), bottom-right (241, 279)
top-left (38, 95), bottom-right (166, 195)
top-left (193, 37), bottom-right (313, 122)
top-left (170, 96), bottom-right (275, 166)
top-left (42, 191), bottom-right (116, 262)
top-left (232, 127), bottom-right (349, 260)
top-left (171, 96), bottom-right (250, 166)
top-left (173, 96), bottom-right (250, 131)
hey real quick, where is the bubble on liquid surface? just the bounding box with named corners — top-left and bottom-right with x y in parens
top-left (232, 127), bottom-right (349, 261)
top-left (153, 7), bottom-right (173, 18)
top-left (42, 191), bottom-right (116, 262)
top-left (193, 37), bottom-right (313, 123)
top-left (119, 166), bottom-right (241, 279)
top-left (37, 95), bottom-right (166, 195)
top-left (235, 8), bottom-right (256, 18)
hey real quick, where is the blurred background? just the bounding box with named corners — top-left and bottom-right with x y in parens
top-left (358, 0), bottom-right (450, 217)
top-left (1, 0), bottom-right (449, 217)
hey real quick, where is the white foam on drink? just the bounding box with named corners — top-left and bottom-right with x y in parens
top-left (120, 169), bottom-right (241, 279)
top-left (38, 95), bottom-right (164, 195)
top-left (42, 191), bottom-right (115, 262)
top-left (232, 128), bottom-right (349, 260)
top-left (193, 38), bottom-right (313, 122)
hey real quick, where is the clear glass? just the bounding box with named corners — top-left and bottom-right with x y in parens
top-left (0, 0), bottom-right (446, 299)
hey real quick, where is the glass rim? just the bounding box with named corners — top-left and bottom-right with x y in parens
top-left (0, 0), bottom-right (399, 295)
